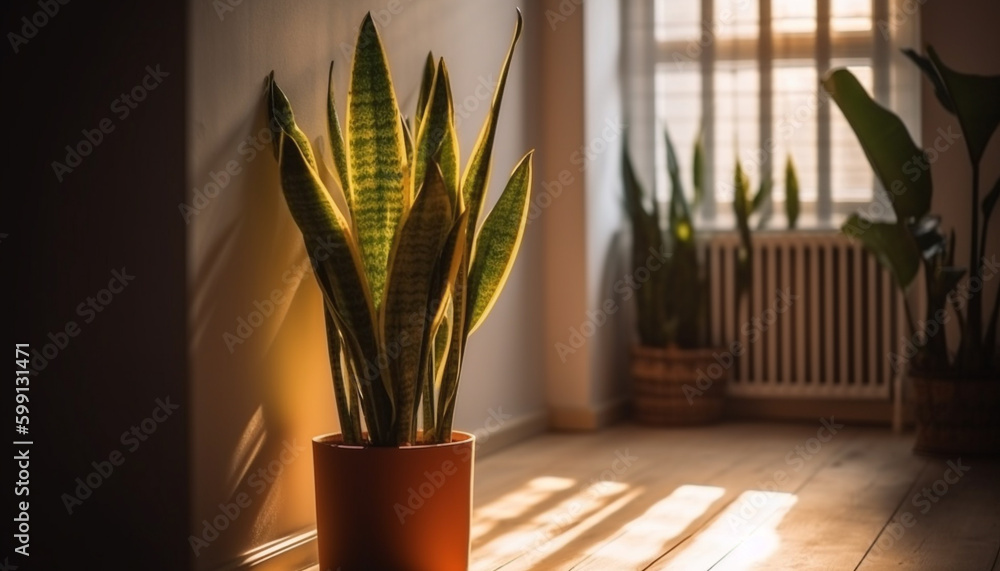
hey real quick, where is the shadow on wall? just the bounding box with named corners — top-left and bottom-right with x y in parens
top-left (188, 91), bottom-right (337, 568)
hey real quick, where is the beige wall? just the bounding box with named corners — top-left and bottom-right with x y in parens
top-left (187, 1), bottom-right (546, 567)
top-left (920, 0), bottom-right (1000, 354)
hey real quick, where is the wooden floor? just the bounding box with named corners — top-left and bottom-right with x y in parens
top-left (471, 422), bottom-right (1000, 571)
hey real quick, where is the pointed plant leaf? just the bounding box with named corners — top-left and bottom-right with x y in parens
top-left (842, 213), bottom-right (921, 289)
top-left (752, 177), bottom-right (771, 213)
top-left (467, 152), bottom-right (533, 334)
top-left (983, 175), bottom-right (1000, 227)
top-left (414, 52), bottom-right (436, 137)
top-left (902, 48), bottom-right (956, 114)
top-left (381, 162), bottom-right (454, 444)
top-left (821, 69), bottom-right (931, 221)
top-left (693, 130), bottom-right (705, 209)
top-left (413, 60), bottom-right (460, 203)
top-left (665, 129), bottom-right (693, 246)
top-left (462, 9), bottom-right (523, 239)
top-left (785, 155), bottom-right (800, 229)
top-left (327, 62), bottom-right (352, 211)
top-left (927, 46), bottom-right (1000, 166)
top-left (347, 13), bottom-right (408, 309)
top-left (267, 73), bottom-right (317, 170)
top-left (274, 128), bottom-right (392, 442)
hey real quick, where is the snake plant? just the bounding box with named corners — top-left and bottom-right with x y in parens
top-left (623, 128), bottom-right (708, 348)
top-left (823, 46), bottom-right (1000, 377)
top-left (265, 12), bottom-right (532, 446)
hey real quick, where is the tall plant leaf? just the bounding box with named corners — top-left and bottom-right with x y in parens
top-left (326, 62), bottom-right (351, 210)
top-left (926, 46), bottom-right (1000, 166)
top-left (623, 145), bottom-right (666, 346)
top-left (467, 152), bottom-right (533, 334)
top-left (381, 162), bottom-right (454, 444)
top-left (842, 214), bottom-right (921, 288)
top-left (462, 9), bottom-right (523, 237)
top-left (414, 52), bottom-right (436, 135)
top-left (347, 14), bottom-right (408, 309)
top-left (785, 155), bottom-right (800, 229)
top-left (413, 60), bottom-right (460, 203)
top-left (902, 49), bottom-right (956, 113)
top-left (821, 69), bottom-right (931, 222)
top-left (692, 130), bottom-right (705, 209)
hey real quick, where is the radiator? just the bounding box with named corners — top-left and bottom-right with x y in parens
top-left (705, 231), bottom-right (905, 399)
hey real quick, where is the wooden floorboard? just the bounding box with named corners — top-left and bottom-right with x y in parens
top-left (856, 456), bottom-right (1000, 571)
top-left (469, 422), bottom-right (999, 571)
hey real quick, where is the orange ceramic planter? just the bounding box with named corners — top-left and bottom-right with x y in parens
top-left (312, 431), bottom-right (475, 570)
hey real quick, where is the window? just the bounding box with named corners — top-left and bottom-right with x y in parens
top-left (650, 0), bottom-right (902, 226)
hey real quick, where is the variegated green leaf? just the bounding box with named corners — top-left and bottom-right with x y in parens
top-left (324, 310), bottom-right (361, 444)
top-left (267, 72), bottom-right (317, 170)
top-left (326, 62), bottom-right (351, 212)
top-left (381, 162), bottom-right (453, 444)
top-left (466, 152), bottom-right (533, 334)
top-left (274, 124), bottom-right (393, 442)
top-left (413, 60), bottom-right (460, 203)
top-left (414, 52), bottom-right (436, 136)
top-left (347, 13), bottom-right (408, 309)
top-left (461, 10), bottom-right (523, 238)
top-left (435, 246), bottom-right (469, 443)
top-left (415, 212), bottom-right (467, 442)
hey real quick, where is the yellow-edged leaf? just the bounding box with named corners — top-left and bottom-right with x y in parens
top-left (413, 59), bottom-right (460, 204)
top-left (326, 62), bottom-right (351, 212)
top-left (466, 151), bottom-right (533, 334)
top-left (381, 162), bottom-right (454, 444)
top-left (414, 52), bottom-right (435, 135)
top-left (347, 13), bottom-right (408, 309)
top-left (267, 72), bottom-right (317, 170)
top-left (461, 10), bottom-right (522, 234)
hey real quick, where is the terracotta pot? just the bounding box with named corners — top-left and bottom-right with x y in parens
top-left (312, 431), bottom-right (475, 570)
top-left (911, 375), bottom-right (1000, 456)
top-left (631, 345), bottom-right (727, 425)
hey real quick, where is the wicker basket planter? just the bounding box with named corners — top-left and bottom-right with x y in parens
top-left (631, 345), bottom-right (727, 425)
top-left (911, 375), bottom-right (1000, 456)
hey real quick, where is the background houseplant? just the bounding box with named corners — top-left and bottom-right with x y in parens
top-left (822, 46), bottom-right (1000, 455)
top-left (266, 11), bottom-right (531, 568)
top-left (623, 129), bottom-right (726, 424)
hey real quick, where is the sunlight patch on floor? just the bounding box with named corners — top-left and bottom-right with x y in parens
top-left (657, 490), bottom-right (798, 570)
top-left (470, 479), bottom-right (633, 571)
top-left (472, 476), bottom-right (576, 541)
top-left (575, 484), bottom-right (726, 569)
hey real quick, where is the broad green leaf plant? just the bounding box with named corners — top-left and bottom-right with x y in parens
top-left (822, 46), bottom-right (1000, 377)
top-left (265, 12), bottom-right (532, 446)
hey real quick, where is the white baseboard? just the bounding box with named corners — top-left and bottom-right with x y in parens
top-left (473, 409), bottom-right (549, 458)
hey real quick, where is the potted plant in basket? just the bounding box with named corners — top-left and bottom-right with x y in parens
top-left (623, 129), bottom-right (729, 424)
top-left (265, 12), bottom-right (532, 569)
top-left (822, 46), bottom-right (1000, 455)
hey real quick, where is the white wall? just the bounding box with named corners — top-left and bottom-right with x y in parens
top-left (187, 1), bottom-right (545, 567)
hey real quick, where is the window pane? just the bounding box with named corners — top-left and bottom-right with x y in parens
top-left (714, 61), bottom-right (759, 202)
top-left (772, 64), bottom-right (819, 203)
top-left (714, 0), bottom-right (759, 39)
top-left (773, 0), bottom-right (815, 34)
top-left (655, 64), bottom-right (701, 203)
top-left (832, 0), bottom-right (871, 33)
top-left (655, 0), bottom-right (700, 42)
top-left (830, 63), bottom-right (874, 202)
